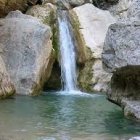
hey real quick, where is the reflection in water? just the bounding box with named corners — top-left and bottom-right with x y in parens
top-left (104, 110), bottom-right (140, 135)
top-left (0, 93), bottom-right (139, 140)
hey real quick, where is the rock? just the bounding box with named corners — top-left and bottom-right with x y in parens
top-left (27, 3), bottom-right (60, 91)
top-left (26, 2), bottom-right (57, 25)
top-left (127, 0), bottom-right (140, 20)
top-left (70, 3), bottom-right (115, 92)
top-left (42, 0), bottom-right (57, 5)
top-left (109, 0), bottom-right (140, 20)
top-left (123, 100), bottom-right (140, 121)
top-left (68, 0), bottom-right (92, 7)
top-left (102, 20), bottom-right (140, 120)
top-left (0, 56), bottom-right (15, 99)
top-left (0, 0), bottom-right (38, 17)
top-left (0, 10), bottom-right (54, 95)
top-left (103, 21), bottom-right (140, 72)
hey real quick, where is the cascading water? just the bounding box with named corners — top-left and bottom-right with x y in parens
top-left (58, 11), bottom-right (77, 92)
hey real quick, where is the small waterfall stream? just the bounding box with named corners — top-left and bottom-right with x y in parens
top-left (58, 11), bottom-right (77, 92)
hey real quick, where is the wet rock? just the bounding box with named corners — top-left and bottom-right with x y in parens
top-left (0, 11), bottom-right (54, 95)
top-left (102, 20), bottom-right (140, 120)
top-left (70, 3), bottom-right (115, 92)
top-left (0, 56), bottom-right (15, 99)
top-left (0, 0), bottom-right (38, 17)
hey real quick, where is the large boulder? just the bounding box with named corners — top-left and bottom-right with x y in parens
top-left (0, 0), bottom-right (38, 17)
top-left (26, 2), bottom-right (57, 50)
top-left (0, 10), bottom-right (54, 95)
top-left (26, 3), bottom-right (57, 25)
top-left (70, 3), bottom-right (115, 92)
top-left (26, 3), bottom-right (61, 91)
top-left (102, 20), bottom-right (140, 120)
top-left (0, 56), bottom-right (15, 98)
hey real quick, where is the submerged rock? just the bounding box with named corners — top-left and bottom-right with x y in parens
top-left (0, 56), bottom-right (15, 98)
top-left (70, 3), bottom-right (115, 92)
top-left (0, 11), bottom-right (54, 95)
top-left (0, 0), bottom-right (38, 17)
top-left (102, 20), bottom-right (140, 120)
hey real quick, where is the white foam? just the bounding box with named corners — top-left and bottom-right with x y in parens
top-left (48, 90), bottom-right (101, 98)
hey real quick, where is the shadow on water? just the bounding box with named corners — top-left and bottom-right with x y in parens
top-left (103, 108), bottom-right (140, 136)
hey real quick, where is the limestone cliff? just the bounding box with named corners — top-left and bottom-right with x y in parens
top-left (70, 3), bottom-right (115, 92)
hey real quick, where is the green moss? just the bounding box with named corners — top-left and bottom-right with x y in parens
top-left (52, 23), bottom-right (59, 59)
top-left (78, 60), bottom-right (95, 92)
top-left (69, 11), bottom-right (87, 63)
top-left (69, 11), bottom-right (95, 92)
top-left (43, 10), bottom-right (59, 59)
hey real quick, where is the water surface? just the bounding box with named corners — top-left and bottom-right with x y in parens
top-left (0, 93), bottom-right (139, 140)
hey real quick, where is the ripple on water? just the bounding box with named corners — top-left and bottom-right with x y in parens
top-left (0, 93), bottom-right (139, 140)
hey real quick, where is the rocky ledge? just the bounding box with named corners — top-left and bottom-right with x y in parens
top-left (102, 20), bottom-right (140, 120)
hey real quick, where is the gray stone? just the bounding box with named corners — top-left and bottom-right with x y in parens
top-left (70, 4), bottom-right (115, 92)
top-left (0, 11), bottom-right (54, 95)
top-left (103, 21), bottom-right (140, 72)
top-left (0, 56), bottom-right (15, 98)
top-left (102, 20), bottom-right (140, 120)
top-left (109, 0), bottom-right (140, 20)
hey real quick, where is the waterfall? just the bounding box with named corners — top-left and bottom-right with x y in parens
top-left (58, 11), bottom-right (77, 91)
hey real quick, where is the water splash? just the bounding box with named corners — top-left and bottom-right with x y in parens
top-left (58, 11), bottom-right (77, 91)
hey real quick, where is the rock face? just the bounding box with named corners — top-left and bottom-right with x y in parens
top-left (26, 2), bottom-right (57, 51)
top-left (70, 3), bottom-right (115, 92)
top-left (0, 11), bottom-right (54, 95)
top-left (110, 0), bottom-right (140, 20)
top-left (102, 20), bottom-right (140, 120)
top-left (0, 0), bottom-right (38, 17)
top-left (26, 2), bottom-right (57, 24)
top-left (0, 56), bottom-right (15, 98)
top-left (27, 3), bottom-right (61, 91)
